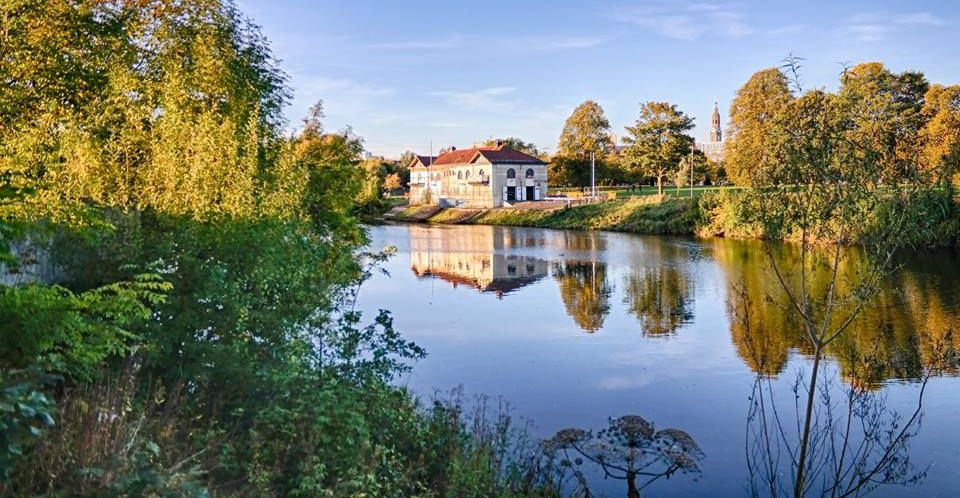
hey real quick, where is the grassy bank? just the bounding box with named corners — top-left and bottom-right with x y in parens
top-left (393, 188), bottom-right (960, 247)
top-left (396, 196), bottom-right (699, 235)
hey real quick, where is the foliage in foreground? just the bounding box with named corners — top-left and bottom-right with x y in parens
top-left (0, 1), bottom-right (565, 496)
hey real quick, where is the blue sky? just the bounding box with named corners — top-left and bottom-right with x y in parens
top-left (238, 1), bottom-right (959, 158)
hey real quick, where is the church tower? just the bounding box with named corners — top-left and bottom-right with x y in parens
top-left (709, 101), bottom-right (722, 142)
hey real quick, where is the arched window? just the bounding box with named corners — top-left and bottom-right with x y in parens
top-left (506, 168), bottom-right (516, 179)
top-left (479, 169), bottom-right (485, 177)
top-left (457, 170), bottom-right (463, 180)
top-left (525, 168), bottom-right (535, 178)
top-left (465, 170), bottom-right (471, 178)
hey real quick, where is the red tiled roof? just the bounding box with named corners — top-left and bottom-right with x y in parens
top-left (431, 146), bottom-right (546, 166)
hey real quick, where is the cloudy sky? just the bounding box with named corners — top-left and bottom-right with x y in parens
top-left (238, 0), bottom-right (958, 158)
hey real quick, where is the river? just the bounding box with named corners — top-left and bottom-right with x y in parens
top-left (358, 223), bottom-right (960, 497)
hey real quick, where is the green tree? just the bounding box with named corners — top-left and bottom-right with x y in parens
top-left (675, 150), bottom-right (710, 191)
top-left (622, 102), bottom-right (695, 196)
top-left (481, 137), bottom-right (541, 157)
top-left (740, 59), bottom-right (936, 498)
top-left (557, 101), bottom-right (612, 159)
top-left (725, 67), bottom-right (792, 186)
top-left (838, 62), bottom-right (928, 183)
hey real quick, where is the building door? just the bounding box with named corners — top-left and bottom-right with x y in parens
top-left (506, 186), bottom-right (516, 201)
top-left (525, 186), bottom-right (535, 201)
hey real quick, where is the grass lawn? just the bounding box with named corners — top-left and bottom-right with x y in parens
top-left (552, 185), bottom-right (742, 199)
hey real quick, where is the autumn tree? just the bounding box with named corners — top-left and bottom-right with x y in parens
top-left (622, 102), bottom-right (695, 196)
top-left (725, 67), bottom-right (792, 186)
top-left (384, 173), bottom-right (402, 193)
top-left (920, 84), bottom-right (960, 185)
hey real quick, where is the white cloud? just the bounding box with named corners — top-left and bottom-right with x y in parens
top-left (429, 86), bottom-right (518, 112)
top-left (368, 35), bottom-right (464, 50)
top-left (511, 35), bottom-right (608, 50)
top-left (368, 34), bottom-right (605, 53)
top-left (847, 11), bottom-right (947, 42)
top-left (767, 24), bottom-right (806, 36)
top-left (609, 2), bottom-right (753, 40)
top-left (301, 76), bottom-right (395, 97)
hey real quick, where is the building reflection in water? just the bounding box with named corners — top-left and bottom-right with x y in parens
top-left (408, 225), bottom-right (549, 298)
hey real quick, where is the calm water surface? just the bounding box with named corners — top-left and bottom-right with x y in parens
top-left (358, 223), bottom-right (960, 497)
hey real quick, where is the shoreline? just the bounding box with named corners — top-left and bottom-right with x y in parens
top-left (384, 189), bottom-right (960, 249)
top-left (387, 196), bottom-right (699, 236)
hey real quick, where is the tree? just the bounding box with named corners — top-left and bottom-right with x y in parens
top-left (481, 137), bottom-right (541, 157)
top-left (725, 67), bottom-right (793, 186)
top-left (838, 62), bottom-right (928, 183)
top-left (738, 58), bottom-right (936, 498)
top-left (384, 173), bottom-right (402, 193)
top-left (920, 84), bottom-right (960, 185)
top-left (557, 101), bottom-right (612, 159)
top-left (622, 102), bottom-right (695, 196)
top-left (675, 151), bottom-right (709, 191)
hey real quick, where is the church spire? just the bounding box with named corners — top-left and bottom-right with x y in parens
top-left (709, 101), bottom-right (722, 142)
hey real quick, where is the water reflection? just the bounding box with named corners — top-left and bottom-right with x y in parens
top-left (553, 261), bottom-right (613, 332)
top-left (623, 266), bottom-right (695, 337)
top-left (409, 225), bottom-right (549, 296)
top-left (366, 224), bottom-right (960, 497)
top-left (711, 239), bottom-right (960, 385)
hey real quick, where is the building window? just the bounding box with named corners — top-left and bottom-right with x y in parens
top-left (465, 170), bottom-right (471, 178)
top-left (506, 168), bottom-right (516, 179)
top-left (458, 171), bottom-right (463, 180)
top-left (479, 169), bottom-right (485, 177)
top-left (525, 168), bottom-right (535, 178)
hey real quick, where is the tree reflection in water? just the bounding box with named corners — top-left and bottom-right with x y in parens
top-left (721, 241), bottom-right (960, 497)
top-left (744, 356), bottom-right (958, 498)
top-left (716, 239), bottom-right (960, 385)
top-left (623, 265), bottom-right (694, 337)
top-left (553, 261), bottom-right (612, 333)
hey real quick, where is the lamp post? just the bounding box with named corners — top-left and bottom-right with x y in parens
top-left (689, 144), bottom-right (697, 199)
top-left (590, 150), bottom-right (596, 199)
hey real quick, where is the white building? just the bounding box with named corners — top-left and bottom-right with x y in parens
top-left (408, 144), bottom-right (548, 208)
top-left (407, 225), bottom-right (548, 297)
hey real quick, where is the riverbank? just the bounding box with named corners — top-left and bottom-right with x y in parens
top-left (392, 195), bottom-right (699, 235)
top-left (390, 188), bottom-right (960, 247)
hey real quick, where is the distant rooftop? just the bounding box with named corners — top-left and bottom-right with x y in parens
top-left (412, 145), bottom-right (546, 167)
